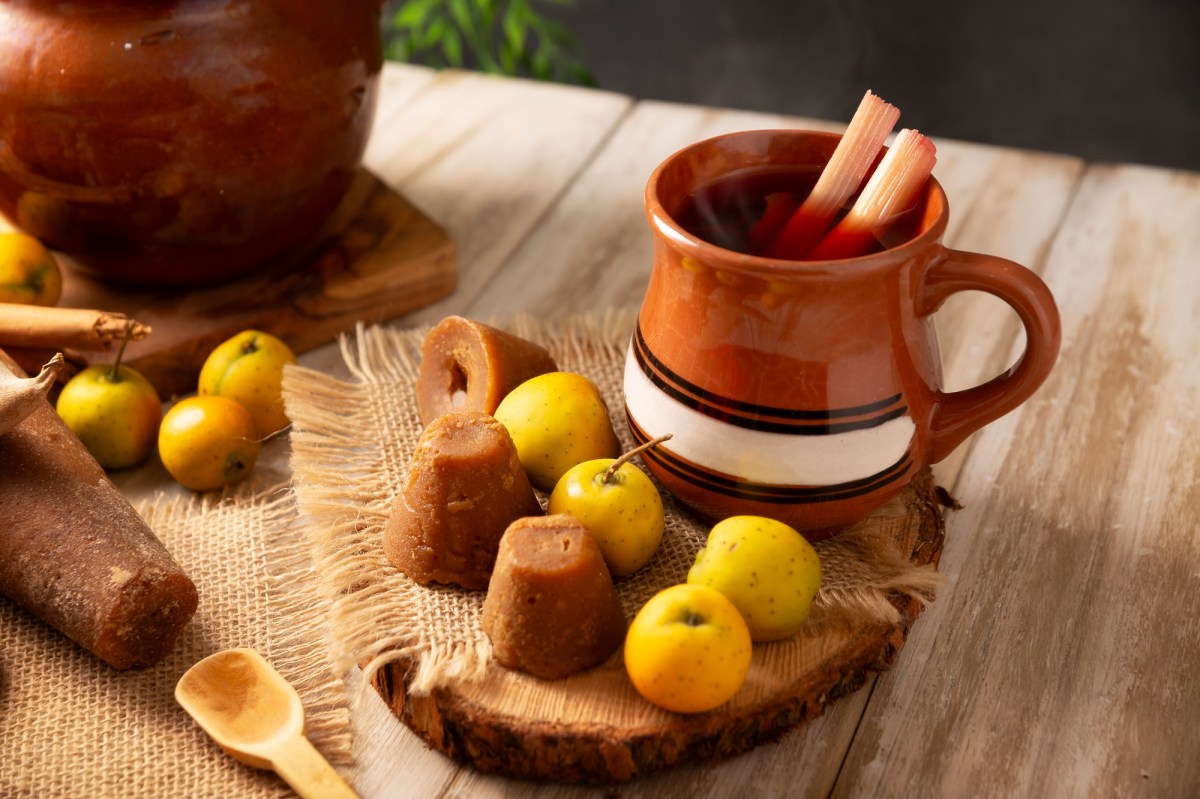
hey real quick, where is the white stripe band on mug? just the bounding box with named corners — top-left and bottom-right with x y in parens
top-left (623, 345), bottom-right (916, 488)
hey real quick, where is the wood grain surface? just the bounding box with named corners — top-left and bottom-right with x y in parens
top-left (78, 63), bottom-right (1200, 798)
top-left (834, 164), bottom-right (1200, 799)
top-left (346, 67), bottom-right (1200, 799)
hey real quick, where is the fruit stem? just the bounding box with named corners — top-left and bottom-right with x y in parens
top-left (603, 433), bottom-right (673, 485)
top-left (107, 321), bottom-right (135, 382)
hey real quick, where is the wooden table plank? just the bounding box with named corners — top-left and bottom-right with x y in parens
top-left (362, 67), bottom-right (633, 326)
top-left (361, 64), bottom-right (441, 165)
top-left (832, 164), bottom-right (1200, 798)
top-left (298, 65), bottom-right (630, 380)
top-left (926, 140), bottom-right (1084, 487)
top-left (466, 100), bottom-right (842, 320)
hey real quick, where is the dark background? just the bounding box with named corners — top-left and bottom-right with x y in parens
top-left (553, 0), bottom-right (1199, 171)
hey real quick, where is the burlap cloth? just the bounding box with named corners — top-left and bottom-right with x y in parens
top-left (0, 484), bottom-right (352, 799)
top-left (0, 310), bottom-right (944, 798)
top-left (286, 310), bottom-right (943, 702)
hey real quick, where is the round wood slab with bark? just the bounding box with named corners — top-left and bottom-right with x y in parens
top-left (369, 468), bottom-right (947, 784)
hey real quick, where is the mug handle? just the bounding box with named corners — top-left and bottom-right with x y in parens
top-left (918, 247), bottom-right (1062, 463)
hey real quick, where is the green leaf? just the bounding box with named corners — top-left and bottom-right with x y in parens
top-left (384, 0), bottom-right (593, 86)
top-left (479, 0), bottom-right (498, 34)
top-left (392, 0), bottom-right (438, 29)
top-left (499, 38), bottom-right (517, 74)
top-left (531, 49), bottom-right (551, 81)
top-left (442, 27), bottom-right (464, 67)
top-left (385, 39), bottom-right (413, 62)
top-left (448, 0), bottom-right (474, 32)
top-left (568, 64), bottom-right (592, 86)
top-left (426, 16), bottom-right (449, 44)
top-left (503, 7), bottom-right (525, 55)
top-left (539, 19), bottom-right (577, 48)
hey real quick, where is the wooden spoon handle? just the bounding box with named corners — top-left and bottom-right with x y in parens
top-left (270, 735), bottom-right (359, 799)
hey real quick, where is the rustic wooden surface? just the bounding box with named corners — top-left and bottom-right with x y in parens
top-left (370, 469), bottom-right (945, 784)
top-left (2, 168), bottom-right (457, 398)
top-left (92, 62), bottom-right (1198, 797)
top-left (340, 66), bottom-right (1200, 799)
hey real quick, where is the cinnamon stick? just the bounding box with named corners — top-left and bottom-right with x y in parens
top-left (0, 302), bottom-right (151, 351)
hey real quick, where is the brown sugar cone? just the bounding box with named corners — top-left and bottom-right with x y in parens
top-left (0, 351), bottom-right (198, 670)
top-left (383, 411), bottom-right (542, 590)
top-left (415, 315), bottom-right (558, 426)
top-left (482, 514), bottom-right (626, 679)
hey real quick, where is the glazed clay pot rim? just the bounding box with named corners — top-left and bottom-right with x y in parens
top-left (645, 128), bottom-right (950, 279)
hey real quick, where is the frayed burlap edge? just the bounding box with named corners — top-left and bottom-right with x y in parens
top-left (809, 522), bottom-right (945, 632)
top-left (256, 491), bottom-right (356, 767)
top-left (285, 309), bottom-right (944, 708)
top-left (137, 484), bottom-right (355, 770)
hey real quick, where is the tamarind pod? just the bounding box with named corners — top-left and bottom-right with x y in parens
top-left (4, 346), bottom-right (86, 385)
top-left (0, 351), bottom-right (61, 435)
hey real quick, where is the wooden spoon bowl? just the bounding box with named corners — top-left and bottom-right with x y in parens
top-left (176, 648), bottom-right (357, 798)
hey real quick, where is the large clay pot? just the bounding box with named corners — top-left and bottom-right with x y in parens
top-left (0, 1), bottom-right (382, 285)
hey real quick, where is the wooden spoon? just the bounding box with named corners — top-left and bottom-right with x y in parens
top-left (176, 648), bottom-right (358, 799)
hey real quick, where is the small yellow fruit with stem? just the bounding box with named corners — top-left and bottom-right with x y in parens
top-left (547, 434), bottom-right (672, 577)
top-left (624, 583), bottom-right (753, 714)
top-left (198, 330), bottom-right (296, 437)
top-left (56, 325), bottom-right (162, 469)
top-left (158, 395), bottom-right (260, 492)
top-left (687, 515), bottom-right (822, 642)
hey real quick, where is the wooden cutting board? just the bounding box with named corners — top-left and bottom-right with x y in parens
top-left (7, 170), bottom-right (456, 397)
top-left (369, 469), bottom-right (948, 784)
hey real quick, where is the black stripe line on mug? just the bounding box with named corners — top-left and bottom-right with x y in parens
top-left (633, 323), bottom-right (904, 422)
top-left (626, 413), bottom-right (911, 495)
top-left (639, 443), bottom-right (913, 505)
top-left (632, 329), bottom-right (909, 435)
top-left (627, 413), bottom-right (913, 501)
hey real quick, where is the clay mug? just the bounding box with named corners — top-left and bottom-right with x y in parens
top-left (624, 129), bottom-right (1061, 540)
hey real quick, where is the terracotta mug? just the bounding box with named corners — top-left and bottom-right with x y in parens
top-left (624, 129), bottom-right (1061, 540)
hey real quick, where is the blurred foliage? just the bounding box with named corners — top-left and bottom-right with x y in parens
top-left (383, 0), bottom-right (594, 86)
